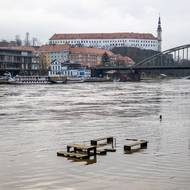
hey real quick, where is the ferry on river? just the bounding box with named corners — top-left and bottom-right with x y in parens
top-left (0, 73), bottom-right (67, 84)
top-left (14, 75), bottom-right (51, 84)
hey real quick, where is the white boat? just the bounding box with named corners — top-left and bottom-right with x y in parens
top-left (48, 76), bottom-right (67, 84)
top-left (0, 72), bottom-right (15, 84)
top-left (66, 77), bottom-right (84, 83)
top-left (14, 75), bottom-right (51, 84)
top-left (84, 77), bottom-right (112, 82)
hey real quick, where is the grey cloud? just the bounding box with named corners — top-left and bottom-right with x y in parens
top-left (0, 0), bottom-right (189, 50)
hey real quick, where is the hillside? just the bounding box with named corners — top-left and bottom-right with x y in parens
top-left (111, 47), bottom-right (158, 63)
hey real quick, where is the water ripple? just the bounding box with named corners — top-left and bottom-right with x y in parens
top-left (1, 81), bottom-right (190, 189)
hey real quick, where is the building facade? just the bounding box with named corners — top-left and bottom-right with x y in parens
top-left (70, 47), bottom-right (135, 67)
top-left (69, 47), bottom-right (115, 67)
top-left (49, 32), bottom-right (159, 51)
top-left (49, 18), bottom-right (163, 52)
top-left (48, 60), bottom-right (91, 78)
top-left (38, 44), bottom-right (70, 70)
top-left (0, 47), bottom-right (39, 75)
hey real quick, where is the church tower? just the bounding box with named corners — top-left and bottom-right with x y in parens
top-left (157, 16), bottom-right (162, 52)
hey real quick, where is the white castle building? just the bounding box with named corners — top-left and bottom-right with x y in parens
top-left (49, 18), bottom-right (162, 52)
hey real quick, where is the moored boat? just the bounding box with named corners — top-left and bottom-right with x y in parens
top-left (66, 77), bottom-right (84, 83)
top-left (48, 76), bottom-right (67, 84)
top-left (0, 72), bottom-right (16, 84)
top-left (14, 75), bottom-right (50, 84)
top-left (84, 77), bottom-right (112, 82)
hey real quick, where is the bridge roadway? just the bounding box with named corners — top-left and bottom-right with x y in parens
top-left (93, 65), bottom-right (190, 71)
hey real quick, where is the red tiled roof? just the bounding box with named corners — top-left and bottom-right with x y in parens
top-left (0, 46), bottom-right (37, 52)
top-left (38, 44), bottom-right (70, 52)
top-left (12, 46), bottom-right (38, 53)
top-left (70, 47), bottom-right (114, 56)
top-left (50, 32), bottom-right (157, 40)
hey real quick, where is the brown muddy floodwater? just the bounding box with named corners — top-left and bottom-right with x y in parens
top-left (0, 79), bottom-right (190, 190)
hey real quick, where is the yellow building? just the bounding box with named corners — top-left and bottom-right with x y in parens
top-left (38, 44), bottom-right (70, 70)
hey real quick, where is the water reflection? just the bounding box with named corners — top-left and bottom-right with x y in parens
top-left (67, 157), bottom-right (97, 165)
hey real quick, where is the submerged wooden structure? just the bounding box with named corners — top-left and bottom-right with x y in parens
top-left (57, 137), bottom-right (149, 163)
top-left (57, 144), bottom-right (96, 160)
top-left (124, 139), bottom-right (148, 153)
top-left (57, 136), bottom-right (117, 160)
top-left (90, 136), bottom-right (116, 154)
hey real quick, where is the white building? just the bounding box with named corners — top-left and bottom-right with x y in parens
top-left (49, 32), bottom-right (159, 51)
top-left (48, 60), bottom-right (91, 78)
top-left (49, 18), bottom-right (163, 52)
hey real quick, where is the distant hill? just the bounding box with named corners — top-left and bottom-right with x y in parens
top-left (111, 47), bottom-right (158, 63)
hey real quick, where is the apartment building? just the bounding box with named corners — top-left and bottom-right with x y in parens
top-left (0, 47), bottom-right (39, 74)
top-left (69, 47), bottom-right (115, 67)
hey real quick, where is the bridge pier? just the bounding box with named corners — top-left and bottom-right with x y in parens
top-left (91, 68), bottom-right (141, 81)
top-left (126, 70), bottom-right (141, 81)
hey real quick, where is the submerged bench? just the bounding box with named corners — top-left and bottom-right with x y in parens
top-left (57, 143), bottom-right (96, 160)
top-left (57, 151), bottom-right (89, 159)
top-left (124, 139), bottom-right (148, 152)
top-left (67, 144), bottom-right (96, 156)
top-left (91, 137), bottom-right (116, 152)
top-left (91, 137), bottom-right (114, 146)
top-left (96, 149), bottom-right (107, 155)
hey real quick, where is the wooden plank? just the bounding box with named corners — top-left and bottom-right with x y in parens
top-left (96, 149), bottom-right (107, 155)
top-left (67, 144), bottom-right (95, 150)
top-left (124, 139), bottom-right (148, 152)
top-left (96, 142), bottom-right (108, 147)
top-left (91, 137), bottom-right (115, 147)
top-left (91, 136), bottom-right (113, 142)
top-left (125, 138), bottom-right (139, 141)
top-left (104, 148), bottom-right (116, 152)
top-left (66, 143), bottom-right (97, 158)
top-left (124, 140), bottom-right (148, 147)
top-left (57, 151), bottom-right (88, 159)
top-left (124, 141), bottom-right (143, 147)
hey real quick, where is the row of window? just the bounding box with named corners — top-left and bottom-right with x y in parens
top-left (50, 55), bottom-right (66, 59)
top-left (129, 40), bottom-right (156, 43)
top-left (130, 44), bottom-right (157, 47)
top-left (50, 39), bottom-right (157, 45)
top-left (50, 42), bottom-right (158, 50)
top-left (50, 52), bottom-right (68, 55)
top-left (49, 70), bottom-right (91, 77)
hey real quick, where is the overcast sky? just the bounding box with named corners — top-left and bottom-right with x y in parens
top-left (0, 0), bottom-right (189, 50)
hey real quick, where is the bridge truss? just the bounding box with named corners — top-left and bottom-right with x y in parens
top-left (134, 44), bottom-right (190, 69)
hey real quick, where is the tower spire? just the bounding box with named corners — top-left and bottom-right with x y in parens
top-left (157, 16), bottom-right (162, 52)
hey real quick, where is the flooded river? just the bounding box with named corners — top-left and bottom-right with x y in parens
top-left (0, 79), bottom-right (190, 190)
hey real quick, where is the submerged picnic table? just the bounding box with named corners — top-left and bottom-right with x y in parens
top-left (124, 139), bottom-right (148, 152)
top-left (67, 144), bottom-right (96, 155)
top-left (90, 136), bottom-right (116, 153)
top-left (57, 144), bottom-right (96, 159)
